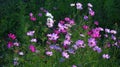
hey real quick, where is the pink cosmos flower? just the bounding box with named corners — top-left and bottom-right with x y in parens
top-left (63, 40), bottom-right (71, 46)
top-left (89, 28), bottom-right (101, 38)
top-left (46, 51), bottom-right (53, 56)
top-left (8, 33), bottom-right (16, 40)
top-left (30, 17), bottom-right (36, 21)
top-left (75, 40), bottom-right (85, 48)
top-left (89, 10), bottom-right (95, 16)
top-left (62, 51), bottom-right (69, 59)
top-left (29, 45), bottom-right (36, 52)
top-left (27, 31), bottom-right (35, 36)
top-left (29, 12), bottom-right (33, 17)
top-left (59, 20), bottom-right (65, 24)
top-left (110, 30), bottom-right (117, 34)
top-left (64, 17), bottom-right (70, 21)
top-left (7, 41), bottom-right (13, 48)
top-left (88, 38), bottom-right (97, 47)
top-left (94, 21), bottom-right (99, 25)
top-left (72, 65), bottom-right (77, 67)
top-left (72, 45), bottom-right (78, 50)
top-left (54, 29), bottom-right (60, 34)
top-left (82, 25), bottom-right (89, 30)
top-left (65, 33), bottom-right (71, 40)
top-left (13, 42), bottom-right (19, 46)
top-left (68, 20), bottom-right (75, 25)
top-left (102, 54), bottom-right (110, 59)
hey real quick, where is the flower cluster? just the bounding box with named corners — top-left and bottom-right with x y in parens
top-left (5, 2), bottom-right (120, 67)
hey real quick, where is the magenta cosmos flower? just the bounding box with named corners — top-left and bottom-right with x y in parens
top-left (30, 17), bottom-right (36, 21)
top-left (29, 45), bottom-right (36, 52)
top-left (82, 25), bottom-right (89, 30)
top-left (7, 41), bottom-right (13, 48)
top-left (8, 33), bottom-right (16, 40)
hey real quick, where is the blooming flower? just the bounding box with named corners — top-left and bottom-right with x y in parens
top-left (89, 10), bottom-right (95, 16)
top-left (29, 45), bottom-right (36, 52)
top-left (72, 44), bottom-right (78, 50)
top-left (30, 17), bottom-right (36, 21)
top-left (102, 54), bottom-right (110, 59)
top-left (88, 38), bottom-right (97, 47)
top-left (110, 30), bottom-right (117, 34)
top-left (46, 51), bottom-right (53, 56)
top-left (8, 33), bottom-right (16, 40)
top-left (89, 28), bottom-right (102, 38)
top-left (62, 51), bottom-right (69, 59)
top-left (54, 29), bottom-right (60, 34)
top-left (30, 38), bottom-right (37, 42)
top-left (58, 23), bottom-right (67, 33)
top-left (68, 20), bottom-right (75, 25)
top-left (13, 42), bottom-right (19, 46)
top-left (27, 31), bottom-right (35, 36)
top-left (65, 33), bottom-right (71, 40)
top-left (94, 21), bottom-right (99, 25)
top-left (75, 40), bottom-right (85, 48)
top-left (18, 52), bottom-right (24, 56)
top-left (46, 12), bottom-right (53, 19)
top-left (88, 3), bottom-right (93, 8)
top-left (29, 12), bottom-right (33, 17)
top-left (47, 33), bottom-right (59, 41)
top-left (46, 18), bottom-right (54, 28)
top-left (72, 65), bottom-right (77, 67)
top-left (82, 25), bottom-right (89, 30)
top-left (111, 35), bottom-right (116, 40)
top-left (84, 15), bottom-right (88, 20)
top-left (93, 46), bottom-right (102, 53)
top-left (63, 40), bottom-right (71, 46)
top-left (64, 17), bottom-right (70, 22)
top-left (7, 41), bottom-right (13, 48)
top-left (105, 28), bottom-right (110, 33)
top-left (76, 2), bottom-right (83, 10)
